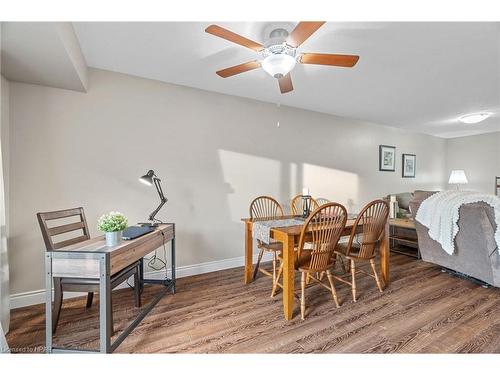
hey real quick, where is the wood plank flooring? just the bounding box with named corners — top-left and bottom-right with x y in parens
top-left (6, 254), bottom-right (500, 353)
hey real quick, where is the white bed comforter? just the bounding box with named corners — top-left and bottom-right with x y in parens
top-left (415, 190), bottom-right (500, 255)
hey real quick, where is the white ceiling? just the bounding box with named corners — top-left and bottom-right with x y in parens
top-left (73, 22), bottom-right (500, 137)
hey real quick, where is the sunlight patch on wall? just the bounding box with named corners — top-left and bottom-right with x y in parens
top-left (302, 163), bottom-right (359, 212)
top-left (218, 149), bottom-right (281, 222)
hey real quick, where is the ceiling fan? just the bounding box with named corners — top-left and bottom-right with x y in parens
top-left (205, 22), bottom-right (359, 94)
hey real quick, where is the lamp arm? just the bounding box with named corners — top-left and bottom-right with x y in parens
top-left (148, 199), bottom-right (167, 222)
top-left (147, 177), bottom-right (168, 222)
top-left (154, 178), bottom-right (166, 201)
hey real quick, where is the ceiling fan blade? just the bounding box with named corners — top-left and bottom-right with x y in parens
top-left (286, 22), bottom-right (326, 48)
top-left (278, 73), bottom-right (294, 94)
top-left (299, 53), bottom-right (359, 67)
top-left (205, 24), bottom-right (264, 52)
top-left (216, 60), bottom-right (261, 78)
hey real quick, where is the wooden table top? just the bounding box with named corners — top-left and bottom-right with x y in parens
top-left (241, 215), bottom-right (358, 236)
top-left (52, 224), bottom-right (173, 254)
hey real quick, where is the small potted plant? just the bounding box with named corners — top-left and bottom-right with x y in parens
top-left (98, 211), bottom-right (128, 246)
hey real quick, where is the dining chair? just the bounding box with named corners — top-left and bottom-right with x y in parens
top-left (37, 207), bottom-right (142, 334)
top-left (290, 194), bottom-right (319, 216)
top-left (249, 196), bottom-right (284, 295)
top-left (274, 203), bottom-right (348, 319)
top-left (316, 198), bottom-right (331, 206)
top-left (333, 199), bottom-right (389, 302)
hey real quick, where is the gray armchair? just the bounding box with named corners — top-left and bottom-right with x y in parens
top-left (409, 191), bottom-right (500, 287)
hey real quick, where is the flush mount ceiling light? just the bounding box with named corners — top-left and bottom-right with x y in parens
top-left (459, 113), bottom-right (492, 124)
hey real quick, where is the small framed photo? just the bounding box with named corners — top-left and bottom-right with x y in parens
top-left (379, 145), bottom-right (396, 172)
top-left (402, 153), bottom-right (416, 178)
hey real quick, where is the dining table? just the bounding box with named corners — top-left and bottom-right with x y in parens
top-left (241, 215), bottom-right (390, 320)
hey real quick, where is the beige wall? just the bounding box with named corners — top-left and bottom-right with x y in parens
top-left (1, 76), bottom-right (9, 235)
top-left (1, 71), bottom-right (11, 330)
top-left (446, 132), bottom-right (500, 193)
top-left (8, 68), bottom-right (446, 295)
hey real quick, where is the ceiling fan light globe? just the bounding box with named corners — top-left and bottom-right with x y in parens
top-left (261, 54), bottom-right (296, 79)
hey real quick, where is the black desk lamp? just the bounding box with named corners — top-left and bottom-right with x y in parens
top-left (139, 170), bottom-right (168, 227)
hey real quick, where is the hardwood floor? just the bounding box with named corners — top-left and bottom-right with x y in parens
top-left (6, 254), bottom-right (500, 353)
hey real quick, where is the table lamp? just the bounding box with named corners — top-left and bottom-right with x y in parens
top-left (139, 170), bottom-right (168, 227)
top-left (448, 170), bottom-right (468, 190)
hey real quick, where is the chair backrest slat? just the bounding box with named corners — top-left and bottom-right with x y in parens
top-left (290, 194), bottom-right (319, 216)
top-left (347, 199), bottom-right (389, 259)
top-left (249, 196), bottom-right (284, 220)
top-left (52, 235), bottom-right (90, 250)
top-left (37, 207), bottom-right (90, 251)
top-left (47, 221), bottom-right (86, 236)
top-left (315, 198), bottom-right (331, 206)
top-left (297, 203), bottom-right (348, 272)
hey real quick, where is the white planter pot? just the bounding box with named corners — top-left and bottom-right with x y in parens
top-left (105, 231), bottom-right (122, 247)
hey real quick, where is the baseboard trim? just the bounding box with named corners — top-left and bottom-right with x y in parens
top-left (10, 252), bottom-right (273, 309)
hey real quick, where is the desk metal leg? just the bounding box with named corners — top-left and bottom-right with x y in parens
top-left (139, 258), bottom-right (144, 293)
top-left (45, 253), bottom-right (53, 353)
top-left (99, 254), bottom-right (111, 353)
top-left (171, 233), bottom-right (176, 293)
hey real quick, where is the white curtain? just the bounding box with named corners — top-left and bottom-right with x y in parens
top-left (0, 116), bottom-right (9, 353)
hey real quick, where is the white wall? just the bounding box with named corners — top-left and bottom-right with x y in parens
top-left (446, 132), bottom-right (500, 193)
top-left (8, 68), bottom-right (446, 296)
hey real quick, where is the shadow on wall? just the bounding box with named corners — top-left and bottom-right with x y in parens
top-left (218, 149), bottom-right (360, 219)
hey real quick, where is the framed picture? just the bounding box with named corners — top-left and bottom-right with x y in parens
top-left (379, 145), bottom-right (396, 172)
top-left (402, 153), bottom-right (416, 178)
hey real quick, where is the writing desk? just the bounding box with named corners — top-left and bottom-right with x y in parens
top-left (45, 223), bottom-right (175, 353)
top-left (242, 216), bottom-right (390, 320)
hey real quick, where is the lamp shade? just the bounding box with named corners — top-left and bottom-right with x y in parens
top-left (139, 170), bottom-right (155, 186)
top-left (448, 170), bottom-right (468, 184)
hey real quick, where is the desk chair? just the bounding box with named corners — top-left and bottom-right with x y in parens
top-left (37, 207), bottom-right (142, 334)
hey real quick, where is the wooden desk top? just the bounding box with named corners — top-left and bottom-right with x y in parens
top-left (49, 224), bottom-right (175, 277)
top-left (53, 224), bottom-right (174, 254)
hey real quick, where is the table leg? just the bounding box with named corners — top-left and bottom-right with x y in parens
top-left (45, 253), bottom-right (53, 353)
top-left (244, 221), bottom-right (253, 284)
top-left (380, 220), bottom-right (390, 288)
top-left (282, 233), bottom-right (295, 320)
top-left (99, 254), bottom-right (111, 353)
